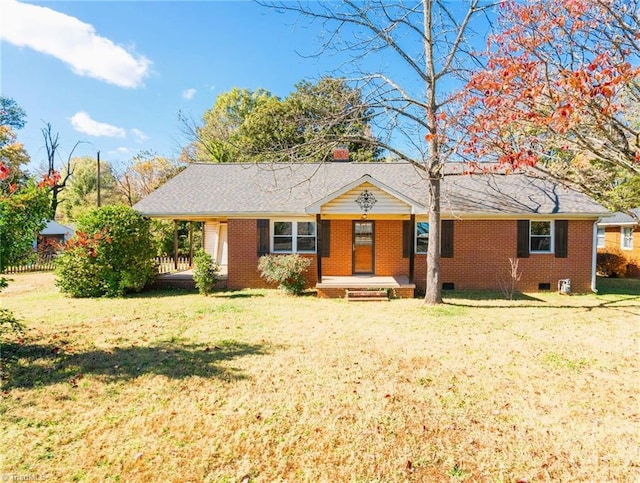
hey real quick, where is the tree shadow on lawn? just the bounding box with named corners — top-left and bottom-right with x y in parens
top-left (128, 288), bottom-right (267, 299)
top-left (442, 289), bottom-right (640, 312)
top-left (1, 339), bottom-right (271, 390)
top-left (211, 290), bottom-right (265, 299)
top-left (443, 290), bottom-right (546, 302)
top-left (127, 287), bottom-right (198, 298)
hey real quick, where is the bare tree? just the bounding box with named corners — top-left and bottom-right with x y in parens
top-left (115, 150), bottom-right (182, 206)
top-left (42, 123), bottom-right (82, 219)
top-left (260, 0), bottom-right (494, 304)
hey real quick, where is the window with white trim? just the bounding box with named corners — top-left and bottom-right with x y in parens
top-left (272, 221), bottom-right (316, 253)
top-left (530, 220), bottom-right (553, 253)
top-left (597, 227), bottom-right (605, 248)
top-left (415, 222), bottom-right (429, 254)
top-left (621, 227), bottom-right (633, 250)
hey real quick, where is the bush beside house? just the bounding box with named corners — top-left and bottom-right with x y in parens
top-left (193, 249), bottom-right (220, 295)
top-left (55, 205), bottom-right (156, 297)
top-left (258, 254), bottom-right (311, 295)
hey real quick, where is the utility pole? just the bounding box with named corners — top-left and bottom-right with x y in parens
top-left (97, 150), bottom-right (101, 207)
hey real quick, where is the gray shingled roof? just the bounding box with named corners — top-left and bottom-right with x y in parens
top-left (133, 162), bottom-right (607, 218)
top-left (41, 220), bottom-right (74, 236)
top-left (598, 208), bottom-right (640, 226)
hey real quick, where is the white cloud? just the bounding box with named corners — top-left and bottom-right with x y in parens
top-left (70, 112), bottom-right (126, 137)
top-left (182, 88), bottom-right (197, 100)
top-left (1, 0), bottom-right (151, 88)
top-left (131, 128), bottom-right (148, 143)
top-left (110, 147), bottom-right (131, 156)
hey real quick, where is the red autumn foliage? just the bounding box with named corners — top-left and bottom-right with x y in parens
top-left (460, 0), bottom-right (639, 176)
top-left (65, 228), bottom-right (112, 258)
top-left (38, 171), bottom-right (61, 189)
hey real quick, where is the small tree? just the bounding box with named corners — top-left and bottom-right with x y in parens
top-left (497, 257), bottom-right (522, 300)
top-left (0, 182), bottom-right (50, 272)
top-left (258, 254), bottom-right (311, 296)
top-left (193, 249), bottom-right (220, 295)
top-left (41, 123), bottom-right (83, 219)
top-left (0, 99), bottom-right (52, 339)
top-left (55, 205), bottom-right (156, 297)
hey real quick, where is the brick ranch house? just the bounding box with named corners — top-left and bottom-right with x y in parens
top-left (597, 208), bottom-right (640, 277)
top-left (134, 162), bottom-right (608, 298)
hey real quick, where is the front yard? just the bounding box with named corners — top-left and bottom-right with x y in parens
top-left (1, 273), bottom-right (638, 482)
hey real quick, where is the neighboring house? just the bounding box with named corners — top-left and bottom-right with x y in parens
top-left (37, 220), bottom-right (74, 255)
top-left (134, 162), bottom-right (607, 297)
top-left (597, 208), bottom-right (639, 277)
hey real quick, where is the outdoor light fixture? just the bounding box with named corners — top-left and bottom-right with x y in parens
top-left (355, 189), bottom-right (377, 213)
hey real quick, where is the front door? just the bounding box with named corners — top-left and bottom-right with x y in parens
top-left (353, 221), bottom-right (374, 274)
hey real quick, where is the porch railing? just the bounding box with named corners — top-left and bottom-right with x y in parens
top-left (155, 256), bottom-right (192, 274)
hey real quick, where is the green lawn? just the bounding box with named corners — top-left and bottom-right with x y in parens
top-left (1, 273), bottom-right (639, 482)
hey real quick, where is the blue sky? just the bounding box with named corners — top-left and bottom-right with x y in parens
top-left (1, 1), bottom-right (340, 172)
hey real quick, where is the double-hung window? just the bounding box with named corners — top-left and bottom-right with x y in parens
top-left (530, 220), bottom-right (553, 253)
top-left (596, 227), bottom-right (605, 248)
top-left (272, 221), bottom-right (316, 253)
top-left (415, 222), bottom-right (429, 254)
top-left (621, 227), bottom-right (633, 250)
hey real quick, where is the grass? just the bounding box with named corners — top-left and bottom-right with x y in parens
top-left (1, 273), bottom-right (639, 482)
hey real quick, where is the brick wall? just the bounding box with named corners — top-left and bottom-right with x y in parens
top-left (322, 219), bottom-right (352, 276)
top-left (226, 219), bottom-right (318, 290)
top-left (374, 220), bottom-right (410, 276)
top-left (598, 225), bottom-right (640, 278)
top-left (227, 219), bottom-right (267, 290)
top-left (598, 226), bottom-right (640, 261)
top-left (228, 218), bottom-right (596, 294)
top-left (321, 219), bottom-right (409, 277)
top-left (414, 219), bottom-right (596, 294)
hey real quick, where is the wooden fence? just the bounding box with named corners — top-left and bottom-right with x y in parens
top-left (4, 254), bottom-right (57, 273)
top-left (4, 255), bottom-right (191, 275)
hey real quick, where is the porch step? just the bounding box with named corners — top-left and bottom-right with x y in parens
top-left (346, 289), bottom-right (389, 302)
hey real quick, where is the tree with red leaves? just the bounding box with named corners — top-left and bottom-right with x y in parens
top-left (41, 123), bottom-right (83, 219)
top-left (462, 0), bottom-right (639, 213)
top-left (0, 97), bottom-right (30, 192)
top-left (0, 99), bottom-right (52, 275)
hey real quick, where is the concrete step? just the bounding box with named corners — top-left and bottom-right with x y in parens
top-left (346, 289), bottom-right (389, 301)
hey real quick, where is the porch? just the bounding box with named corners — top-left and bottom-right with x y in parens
top-left (155, 266), bottom-right (228, 290)
top-left (316, 275), bottom-right (416, 299)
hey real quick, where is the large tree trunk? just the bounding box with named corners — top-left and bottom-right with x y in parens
top-left (423, 0), bottom-right (442, 305)
top-left (425, 176), bottom-right (442, 304)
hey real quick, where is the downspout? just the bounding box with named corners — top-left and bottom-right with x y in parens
top-left (591, 219), bottom-right (601, 293)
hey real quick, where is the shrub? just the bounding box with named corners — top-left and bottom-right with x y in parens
top-left (258, 254), bottom-right (311, 295)
top-left (193, 249), bottom-right (220, 295)
top-left (0, 278), bottom-right (24, 340)
top-left (55, 205), bottom-right (156, 297)
top-left (597, 249), bottom-right (628, 278)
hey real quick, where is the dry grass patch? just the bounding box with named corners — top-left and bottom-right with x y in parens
top-left (1, 273), bottom-right (639, 482)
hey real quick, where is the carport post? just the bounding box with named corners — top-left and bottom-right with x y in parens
top-left (188, 221), bottom-right (194, 267)
top-left (173, 220), bottom-right (178, 270)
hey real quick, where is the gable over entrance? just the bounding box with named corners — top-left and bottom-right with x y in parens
top-left (305, 175), bottom-right (426, 217)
